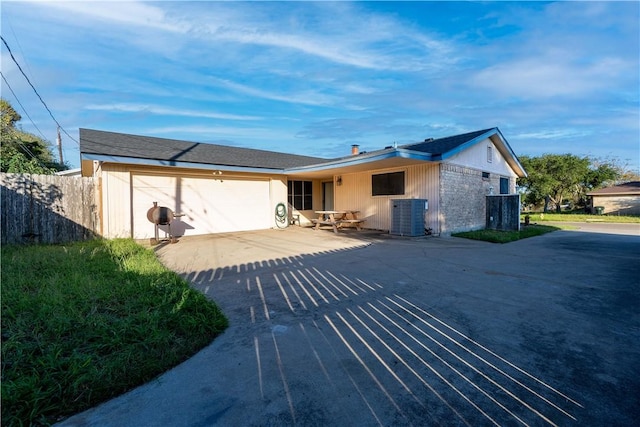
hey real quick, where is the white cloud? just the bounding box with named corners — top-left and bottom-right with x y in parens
top-left (27, 0), bottom-right (188, 33)
top-left (470, 39), bottom-right (635, 99)
top-left (187, 2), bottom-right (456, 72)
top-left (208, 78), bottom-right (341, 107)
top-left (211, 28), bottom-right (384, 70)
top-left (514, 129), bottom-right (593, 140)
top-left (468, 1), bottom-right (638, 101)
top-left (84, 103), bottom-right (261, 121)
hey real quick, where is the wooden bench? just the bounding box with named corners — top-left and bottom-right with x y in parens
top-left (311, 218), bottom-right (340, 233)
top-left (336, 219), bottom-right (365, 231)
top-left (311, 218), bottom-right (365, 233)
top-left (311, 219), bottom-right (335, 226)
top-left (312, 210), bottom-right (364, 234)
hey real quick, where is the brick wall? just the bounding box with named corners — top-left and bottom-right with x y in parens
top-left (439, 164), bottom-right (512, 234)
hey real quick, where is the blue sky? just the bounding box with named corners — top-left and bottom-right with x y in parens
top-left (1, 1), bottom-right (638, 172)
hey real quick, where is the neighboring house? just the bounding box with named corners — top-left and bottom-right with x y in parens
top-left (79, 127), bottom-right (526, 239)
top-left (587, 182), bottom-right (640, 215)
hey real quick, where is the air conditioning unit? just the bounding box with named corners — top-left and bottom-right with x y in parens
top-left (390, 199), bottom-right (428, 237)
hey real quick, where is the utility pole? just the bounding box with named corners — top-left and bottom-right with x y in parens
top-left (56, 126), bottom-right (64, 164)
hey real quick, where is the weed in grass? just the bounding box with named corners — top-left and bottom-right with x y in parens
top-left (1, 238), bottom-right (228, 426)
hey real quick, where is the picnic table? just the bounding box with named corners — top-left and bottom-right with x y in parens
top-left (312, 210), bottom-right (364, 234)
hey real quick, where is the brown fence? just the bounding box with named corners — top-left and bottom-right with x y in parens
top-left (1, 173), bottom-right (101, 245)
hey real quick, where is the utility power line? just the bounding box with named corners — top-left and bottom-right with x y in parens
top-left (1, 35), bottom-right (79, 148)
top-left (0, 71), bottom-right (49, 141)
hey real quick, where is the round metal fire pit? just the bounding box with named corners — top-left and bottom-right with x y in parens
top-left (147, 205), bottom-right (174, 225)
top-left (147, 202), bottom-right (178, 245)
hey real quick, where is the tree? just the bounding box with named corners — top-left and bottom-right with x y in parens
top-left (0, 98), bottom-right (66, 174)
top-left (518, 154), bottom-right (621, 212)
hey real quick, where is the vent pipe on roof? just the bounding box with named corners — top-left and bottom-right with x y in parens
top-left (424, 138), bottom-right (434, 142)
top-left (351, 144), bottom-right (360, 155)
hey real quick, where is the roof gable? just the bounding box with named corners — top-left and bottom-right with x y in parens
top-left (80, 129), bottom-right (325, 170)
top-left (402, 128), bottom-right (494, 156)
top-left (401, 127), bottom-right (526, 177)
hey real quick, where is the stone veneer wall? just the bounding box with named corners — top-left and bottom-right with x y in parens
top-left (439, 163), bottom-right (513, 234)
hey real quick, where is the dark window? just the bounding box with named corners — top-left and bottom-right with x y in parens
top-left (482, 172), bottom-right (490, 179)
top-left (500, 177), bottom-right (509, 194)
top-left (288, 180), bottom-right (313, 210)
top-left (372, 171), bottom-right (405, 196)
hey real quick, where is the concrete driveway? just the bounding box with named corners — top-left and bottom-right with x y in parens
top-left (59, 225), bottom-right (639, 426)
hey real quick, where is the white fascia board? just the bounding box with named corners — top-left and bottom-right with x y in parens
top-left (489, 129), bottom-right (528, 178)
top-left (434, 127), bottom-right (527, 178)
top-left (81, 153), bottom-right (285, 174)
top-left (284, 149), bottom-right (433, 174)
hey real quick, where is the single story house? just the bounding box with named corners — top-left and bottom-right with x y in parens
top-left (79, 127), bottom-right (527, 239)
top-left (587, 181), bottom-right (640, 215)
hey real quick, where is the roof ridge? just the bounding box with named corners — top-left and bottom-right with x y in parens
top-left (401, 127), bottom-right (496, 148)
top-left (79, 128), bottom-right (326, 169)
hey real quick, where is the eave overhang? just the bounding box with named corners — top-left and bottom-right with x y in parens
top-left (81, 126), bottom-right (528, 179)
top-left (81, 153), bottom-right (285, 175)
top-left (283, 148), bottom-right (434, 178)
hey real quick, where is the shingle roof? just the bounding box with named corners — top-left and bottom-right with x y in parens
top-left (79, 129), bottom-right (326, 169)
top-left (322, 128), bottom-right (497, 163)
top-left (587, 181), bottom-right (640, 196)
top-left (80, 126), bottom-right (526, 177)
top-left (401, 128), bottom-right (495, 155)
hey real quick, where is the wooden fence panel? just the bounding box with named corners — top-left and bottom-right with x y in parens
top-left (1, 173), bottom-right (101, 245)
top-left (486, 194), bottom-right (521, 231)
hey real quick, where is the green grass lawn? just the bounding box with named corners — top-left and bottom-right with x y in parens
top-left (453, 224), bottom-right (563, 243)
top-left (1, 239), bottom-right (228, 426)
top-left (522, 212), bottom-right (640, 223)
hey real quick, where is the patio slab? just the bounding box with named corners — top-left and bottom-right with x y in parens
top-left (58, 225), bottom-right (640, 426)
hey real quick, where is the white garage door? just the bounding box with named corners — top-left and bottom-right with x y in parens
top-left (132, 174), bottom-right (271, 239)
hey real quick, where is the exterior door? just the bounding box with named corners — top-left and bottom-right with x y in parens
top-left (323, 181), bottom-right (334, 210)
top-left (500, 177), bottom-right (509, 194)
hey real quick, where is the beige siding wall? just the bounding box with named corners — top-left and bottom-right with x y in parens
top-left (334, 163), bottom-right (440, 233)
top-left (101, 163), bottom-right (132, 238)
top-left (99, 163), bottom-right (287, 238)
top-left (591, 195), bottom-right (640, 216)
